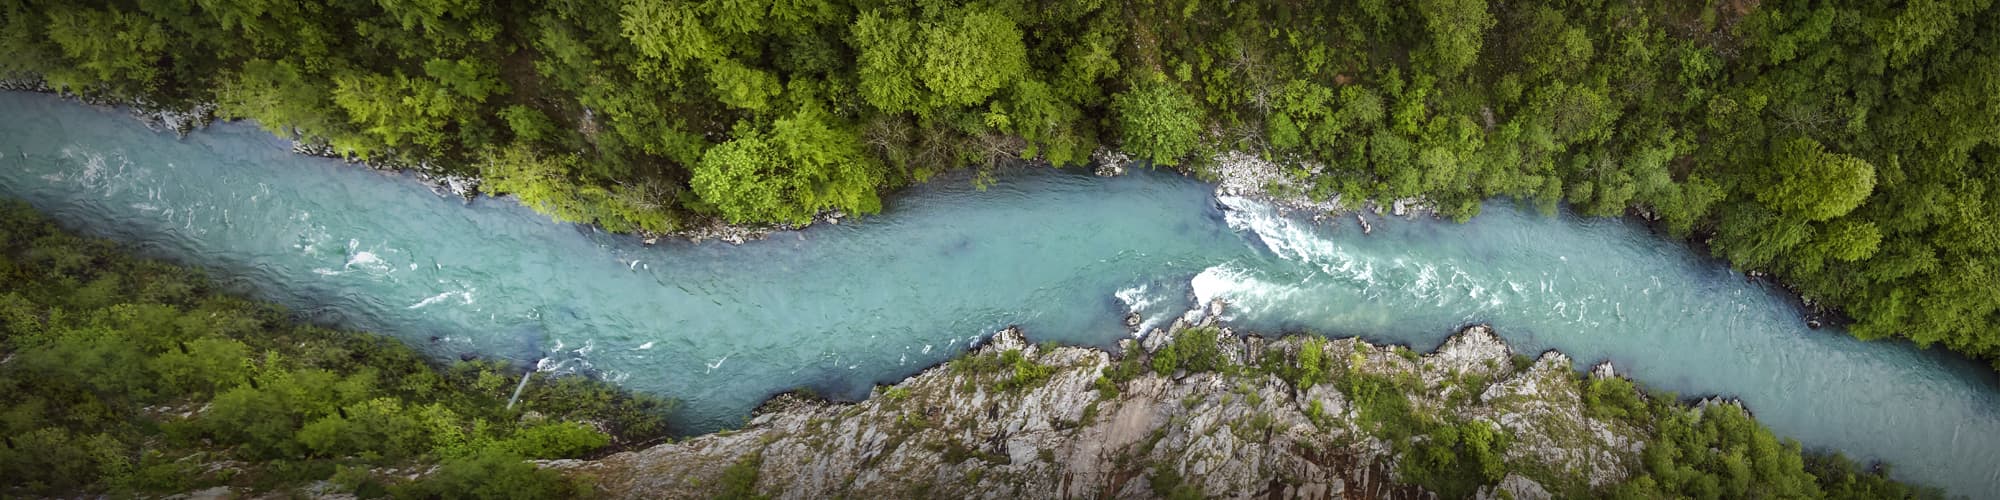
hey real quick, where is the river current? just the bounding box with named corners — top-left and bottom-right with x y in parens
top-left (2, 92), bottom-right (1995, 495)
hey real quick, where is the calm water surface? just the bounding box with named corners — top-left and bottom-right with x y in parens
top-left (2, 92), bottom-right (1994, 495)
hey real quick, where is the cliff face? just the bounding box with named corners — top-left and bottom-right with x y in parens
top-left (554, 314), bottom-right (1646, 499)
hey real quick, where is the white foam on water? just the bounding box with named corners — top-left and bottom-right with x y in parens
top-left (635, 341), bottom-right (655, 350)
top-left (1187, 264), bottom-right (1300, 322)
top-left (1218, 194), bottom-right (1380, 289)
top-left (1113, 283), bottom-right (1173, 336)
top-left (407, 289), bottom-right (474, 309)
top-left (408, 291), bottom-right (455, 309)
top-left (1114, 284), bottom-right (1154, 312)
top-left (345, 251), bottom-right (385, 270)
top-left (70, 149), bottom-right (107, 185)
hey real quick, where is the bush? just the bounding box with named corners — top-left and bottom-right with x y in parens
top-left (389, 448), bottom-right (590, 500)
top-left (998, 349), bottom-right (1054, 391)
top-left (1583, 376), bottom-right (1646, 422)
top-left (716, 453), bottom-right (767, 500)
top-left (1113, 75), bottom-right (1203, 166)
top-left (1398, 419), bottom-right (1510, 498)
top-left (1151, 327), bottom-right (1227, 376)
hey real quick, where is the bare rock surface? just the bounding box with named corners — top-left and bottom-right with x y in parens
top-left (554, 310), bottom-right (1652, 499)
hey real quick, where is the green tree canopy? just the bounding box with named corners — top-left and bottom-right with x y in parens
top-left (853, 6), bottom-right (1028, 115)
top-left (1759, 138), bottom-right (1877, 222)
top-left (693, 107), bottom-right (885, 223)
top-left (1112, 75), bottom-right (1203, 166)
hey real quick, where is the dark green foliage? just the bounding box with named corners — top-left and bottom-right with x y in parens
top-left (1598, 381), bottom-right (1934, 499)
top-left (0, 202), bottom-right (667, 496)
top-left (1147, 463), bottom-right (1206, 500)
top-left (1613, 402), bottom-right (1823, 499)
top-left (1399, 419), bottom-right (1510, 499)
top-left (1807, 453), bottom-right (1944, 500)
top-left (1339, 372), bottom-right (1425, 442)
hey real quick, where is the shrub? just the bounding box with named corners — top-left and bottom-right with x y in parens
top-left (1583, 376), bottom-right (1646, 422)
top-left (1152, 327), bottom-right (1227, 376)
top-left (715, 453), bottom-right (766, 500)
top-left (389, 447), bottom-right (589, 500)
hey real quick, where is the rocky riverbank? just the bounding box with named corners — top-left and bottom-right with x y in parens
top-left (1090, 147), bottom-right (1434, 228)
top-left (551, 305), bottom-right (1656, 499)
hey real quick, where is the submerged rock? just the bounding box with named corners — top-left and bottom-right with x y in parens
top-left (554, 318), bottom-right (1655, 499)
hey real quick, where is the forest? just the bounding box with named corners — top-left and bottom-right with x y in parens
top-left (2, 0), bottom-right (1998, 366)
top-left (0, 201), bottom-right (673, 497)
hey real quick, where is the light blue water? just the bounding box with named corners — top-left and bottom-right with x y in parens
top-left (2, 92), bottom-right (1995, 495)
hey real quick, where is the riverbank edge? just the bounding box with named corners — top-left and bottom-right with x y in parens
top-left (0, 80), bottom-right (816, 244)
top-left (551, 302), bottom-right (1923, 499)
top-left (0, 81), bottom-right (1434, 245)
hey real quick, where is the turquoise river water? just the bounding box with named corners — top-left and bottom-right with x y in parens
top-left (2, 92), bottom-right (1996, 495)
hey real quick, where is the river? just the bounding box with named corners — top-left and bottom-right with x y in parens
top-left (2, 92), bottom-right (1995, 495)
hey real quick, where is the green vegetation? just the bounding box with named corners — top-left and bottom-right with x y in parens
top-left (1150, 326), bottom-right (1227, 375)
top-left (1195, 335), bottom-right (1936, 499)
top-left (715, 453), bottom-right (768, 500)
top-left (1336, 368), bottom-right (1506, 497)
top-left (945, 344), bottom-right (1055, 392)
top-left (999, 349), bottom-right (1054, 391)
top-left (5, 0), bottom-right (2000, 366)
top-left (1146, 463), bottom-right (1206, 500)
top-left (0, 201), bottom-right (669, 497)
top-left (1609, 400), bottom-right (1940, 500)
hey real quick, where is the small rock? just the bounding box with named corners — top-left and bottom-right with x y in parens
top-left (987, 326), bottom-right (1029, 352)
top-left (1095, 162), bottom-right (1127, 177)
top-left (1590, 361), bottom-right (1616, 380)
top-left (1091, 148), bottom-right (1131, 177)
top-left (1478, 474), bottom-right (1552, 500)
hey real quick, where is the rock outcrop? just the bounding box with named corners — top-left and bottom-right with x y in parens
top-left (554, 314), bottom-right (1650, 499)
